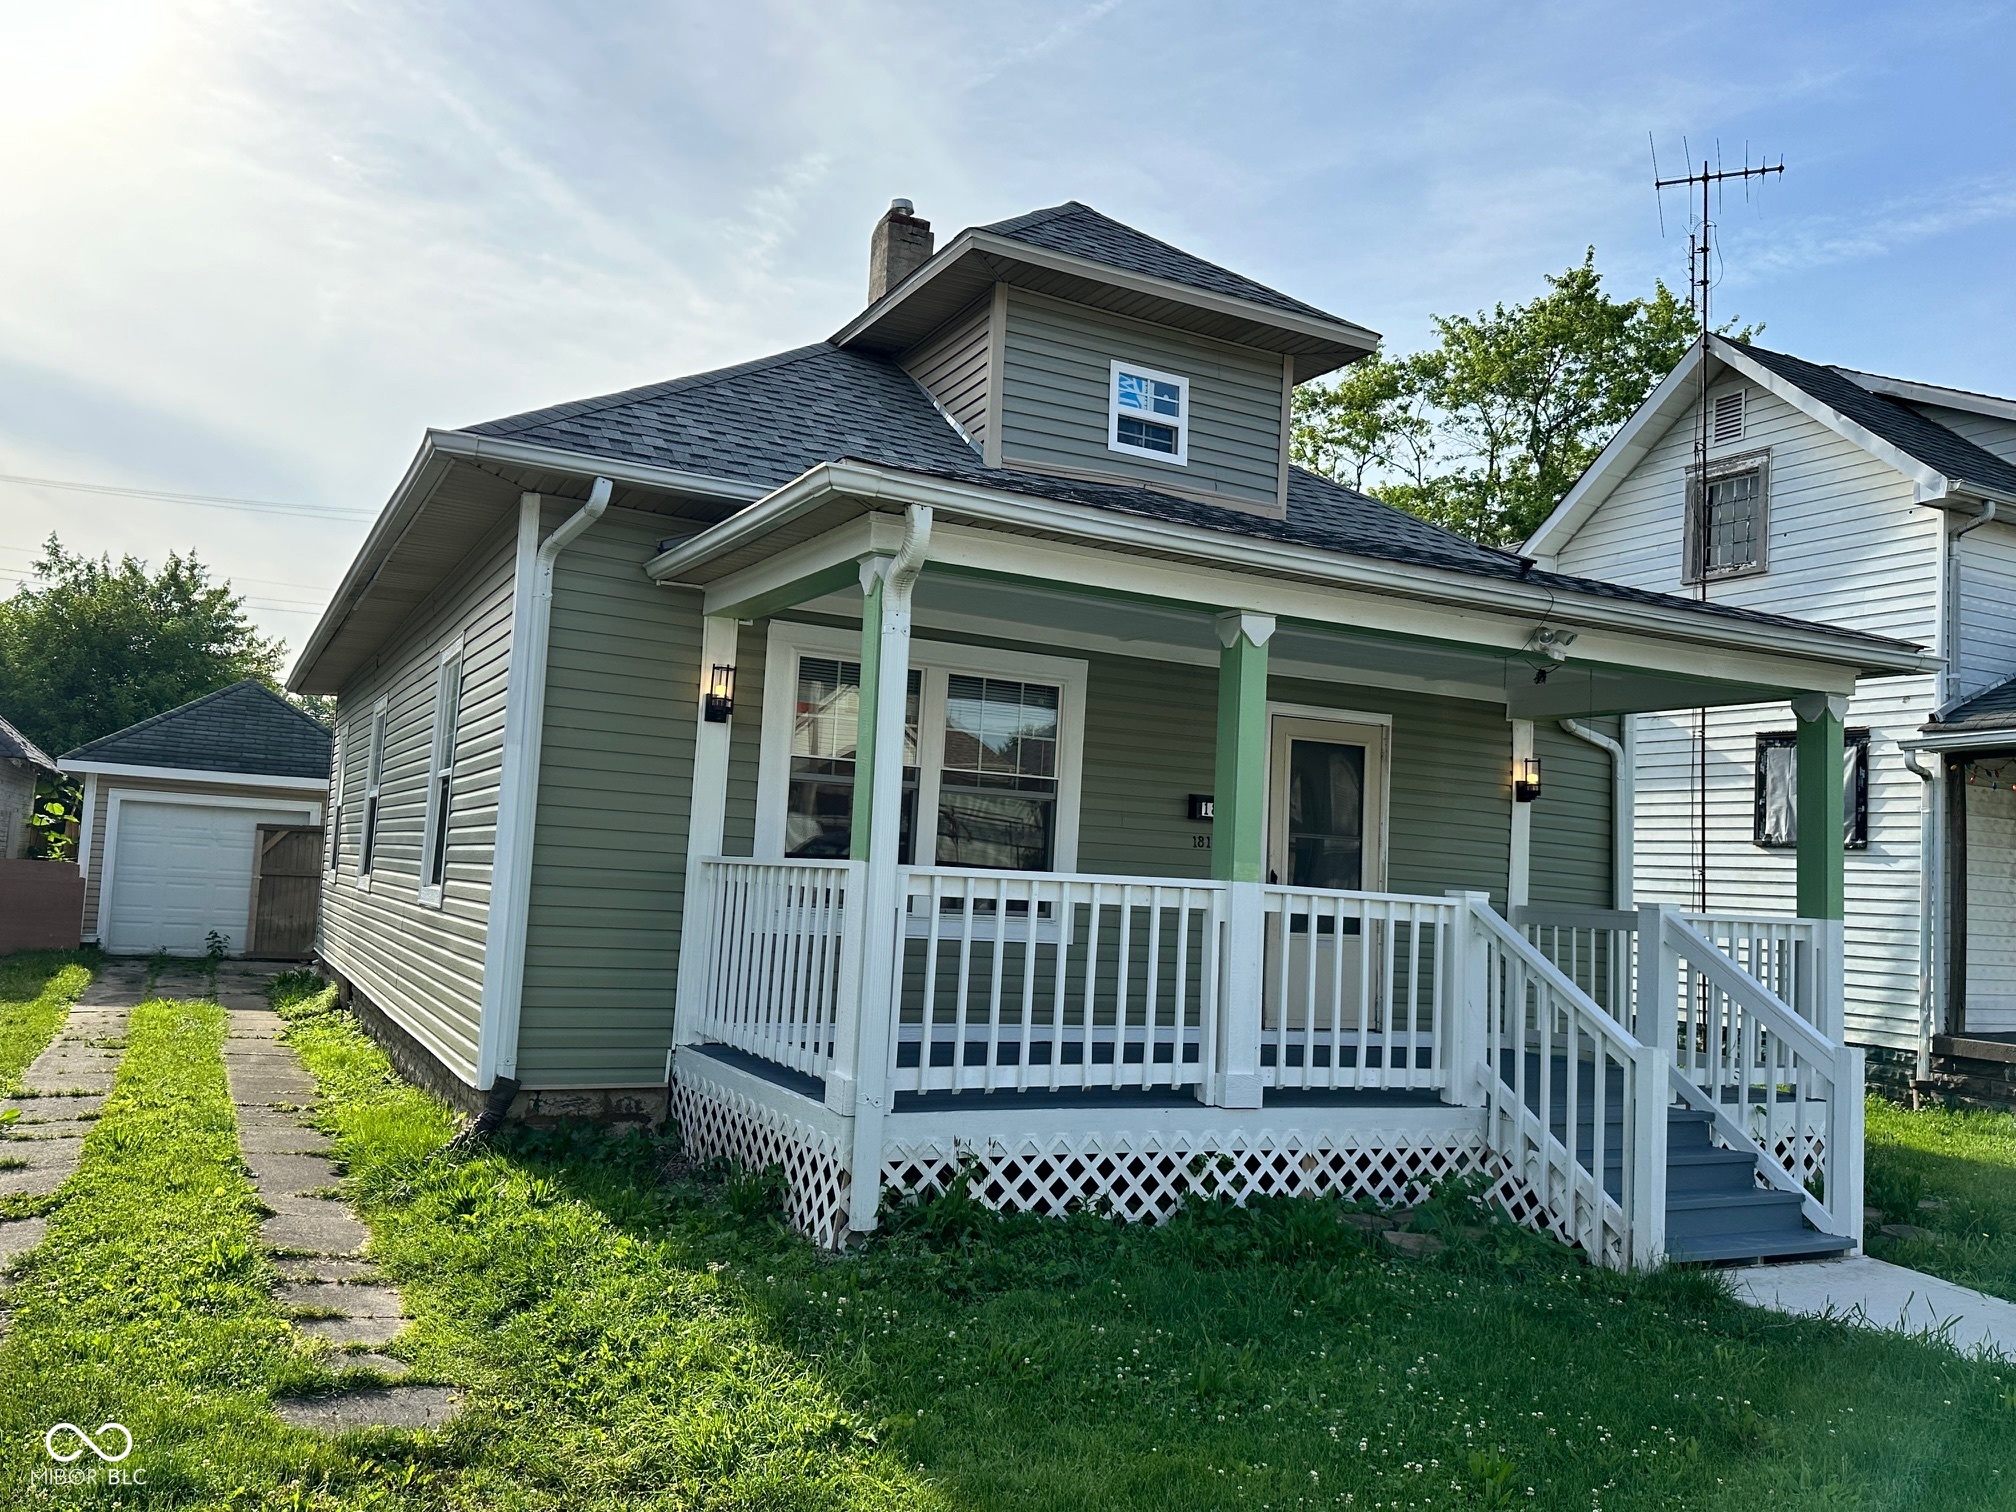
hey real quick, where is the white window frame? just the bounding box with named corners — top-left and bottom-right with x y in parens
top-left (755, 621), bottom-right (1088, 872)
top-left (417, 639), bottom-right (465, 908)
top-left (357, 695), bottom-right (389, 889)
top-left (1683, 449), bottom-right (1771, 584)
top-left (1107, 359), bottom-right (1190, 467)
top-left (325, 721), bottom-right (345, 875)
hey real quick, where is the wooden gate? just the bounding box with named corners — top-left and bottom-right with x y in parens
top-left (250, 824), bottom-right (324, 958)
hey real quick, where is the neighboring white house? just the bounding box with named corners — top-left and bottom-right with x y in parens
top-left (1526, 334), bottom-right (2016, 1098)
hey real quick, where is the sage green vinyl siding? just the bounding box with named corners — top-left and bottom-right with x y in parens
top-left (901, 299), bottom-right (990, 453)
top-left (519, 507), bottom-right (701, 1088)
top-left (1530, 718), bottom-right (1618, 908)
top-left (323, 513), bottom-right (518, 1084)
top-left (999, 290), bottom-right (1286, 510)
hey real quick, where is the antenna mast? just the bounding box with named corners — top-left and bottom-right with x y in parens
top-left (1652, 142), bottom-right (1785, 911)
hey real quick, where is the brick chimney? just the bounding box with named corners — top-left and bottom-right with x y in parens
top-left (868, 198), bottom-right (933, 304)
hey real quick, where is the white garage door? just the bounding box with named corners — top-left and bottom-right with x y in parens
top-left (104, 800), bottom-right (315, 956)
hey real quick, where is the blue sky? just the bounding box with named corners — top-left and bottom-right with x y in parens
top-left (2, 0), bottom-right (2011, 652)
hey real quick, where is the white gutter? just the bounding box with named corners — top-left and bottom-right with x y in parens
top-left (1903, 747), bottom-right (1942, 1085)
top-left (1560, 717), bottom-right (1633, 911)
top-left (476, 479), bottom-right (612, 1089)
top-left (645, 460), bottom-right (1936, 678)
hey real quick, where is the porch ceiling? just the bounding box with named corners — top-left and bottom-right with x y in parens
top-left (798, 568), bottom-right (1844, 719)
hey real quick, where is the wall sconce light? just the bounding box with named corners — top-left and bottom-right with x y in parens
top-left (1514, 756), bottom-right (1543, 803)
top-left (704, 663), bottom-right (736, 723)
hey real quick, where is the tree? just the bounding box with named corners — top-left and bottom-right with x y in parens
top-left (0, 537), bottom-right (287, 756)
top-left (1292, 252), bottom-right (1727, 548)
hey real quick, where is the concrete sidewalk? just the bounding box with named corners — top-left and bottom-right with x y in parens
top-left (1731, 1254), bottom-right (2016, 1358)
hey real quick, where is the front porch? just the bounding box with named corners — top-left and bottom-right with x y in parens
top-left (654, 483), bottom-right (1895, 1266)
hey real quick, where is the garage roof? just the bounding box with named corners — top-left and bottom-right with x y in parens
top-left (62, 681), bottom-right (332, 780)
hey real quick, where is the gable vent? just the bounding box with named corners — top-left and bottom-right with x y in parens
top-left (1712, 388), bottom-right (1747, 445)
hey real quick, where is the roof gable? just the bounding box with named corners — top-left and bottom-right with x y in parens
top-left (1526, 335), bottom-right (2016, 559)
top-left (62, 680), bottom-right (332, 780)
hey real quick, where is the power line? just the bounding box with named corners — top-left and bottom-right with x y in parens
top-left (0, 471), bottom-right (374, 522)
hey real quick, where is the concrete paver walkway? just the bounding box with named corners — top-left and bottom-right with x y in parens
top-left (214, 963), bottom-right (460, 1431)
top-left (0, 957), bottom-right (151, 1271)
top-left (1731, 1254), bottom-right (2016, 1359)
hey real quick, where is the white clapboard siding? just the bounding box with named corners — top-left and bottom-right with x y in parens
top-left (1953, 519), bottom-right (2016, 703)
top-left (1964, 781), bottom-right (2016, 1034)
top-left (1556, 378), bottom-right (1944, 1053)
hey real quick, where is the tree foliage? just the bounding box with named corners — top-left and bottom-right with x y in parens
top-left (1292, 252), bottom-right (1724, 548)
top-left (0, 537), bottom-right (287, 756)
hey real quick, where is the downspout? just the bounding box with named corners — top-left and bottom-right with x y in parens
top-left (476, 478), bottom-right (613, 1093)
top-left (1561, 717), bottom-right (1633, 911)
top-left (1904, 747), bottom-right (1941, 1091)
top-left (1945, 500), bottom-right (1998, 709)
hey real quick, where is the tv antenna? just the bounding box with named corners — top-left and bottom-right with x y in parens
top-left (1650, 137), bottom-right (1786, 911)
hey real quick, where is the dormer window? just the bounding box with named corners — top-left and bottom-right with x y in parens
top-left (1109, 361), bottom-right (1189, 465)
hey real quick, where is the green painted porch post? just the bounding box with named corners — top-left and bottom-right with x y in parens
top-left (1212, 612), bottom-right (1274, 883)
top-left (849, 567), bottom-right (887, 861)
top-left (1792, 694), bottom-right (1847, 921)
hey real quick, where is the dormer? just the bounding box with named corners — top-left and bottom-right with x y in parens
top-left (834, 201), bottom-right (1379, 519)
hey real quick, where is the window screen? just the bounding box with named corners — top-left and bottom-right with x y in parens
top-left (1754, 729), bottom-right (1869, 849)
top-left (784, 656), bottom-right (919, 860)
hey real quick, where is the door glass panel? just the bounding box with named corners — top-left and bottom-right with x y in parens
top-left (784, 656), bottom-right (918, 860)
top-left (1286, 739), bottom-right (1365, 890)
top-left (936, 675), bottom-right (1059, 870)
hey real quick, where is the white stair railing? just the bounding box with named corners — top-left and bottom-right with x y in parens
top-left (1509, 905), bottom-right (1638, 1029)
top-left (1648, 906), bottom-right (1863, 1240)
top-left (1469, 900), bottom-right (1666, 1270)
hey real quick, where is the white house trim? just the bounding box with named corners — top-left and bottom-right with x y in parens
top-left (60, 760), bottom-right (328, 792)
top-left (76, 772), bottom-right (98, 883)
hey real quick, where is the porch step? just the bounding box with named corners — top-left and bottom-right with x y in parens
top-left (1664, 1145), bottom-right (1762, 1195)
top-left (1666, 1187), bottom-right (1807, 1239)
top-left (1662, 1227), bottom-right (1857, 1265)
top-left (1660, 1106), bottom-right (1854, 1267)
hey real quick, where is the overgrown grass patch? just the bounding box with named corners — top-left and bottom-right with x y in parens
top-left (1866, 1093), bottom-right (2016, 1302)
top-left (0, 949), bottom-right (96, 1096)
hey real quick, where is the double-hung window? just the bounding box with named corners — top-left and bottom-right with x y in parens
top-left (358, 697), bottom-right (388, 880)
top-left (1108, 360), bottom-right (1189, 465)
top-left (1685, 451), bottom-right (1770, 583)
top-left (326, 723), bottom-right (345, 875)
top-left (418, 642), bottom-right (464, 905)
top-left (1754, 728), bottom-right (1870, 849)
top-left (761, 625), bottom-right (1085, 873)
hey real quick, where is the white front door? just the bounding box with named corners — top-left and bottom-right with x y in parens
top-left (1262, 714), bottom-right (1390, 1037)
top-left (104, 799), bottom-right (314, 956)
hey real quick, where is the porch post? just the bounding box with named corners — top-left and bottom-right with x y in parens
top-left (671, 614), bottom-right (740, 1053)
top-left (843, 507), bottom-right (930, 1234)
top-left (1212, 610), bottom-right (1273, 1110)
top-left (1791, 693), bottom-right (1848, 1043)
top-left (1507, 720), bottom-right (1534, 909)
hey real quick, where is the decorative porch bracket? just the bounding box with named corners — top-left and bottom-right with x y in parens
top-left (1211, 610), bottom-right (1274, 1110)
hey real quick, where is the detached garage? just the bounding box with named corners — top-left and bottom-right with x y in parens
top-left (64, 681), bottom-right (332, 958)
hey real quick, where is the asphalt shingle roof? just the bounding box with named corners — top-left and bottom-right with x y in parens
top-left (62, 680), bottom-right (332, 780)
top-left (467, 341), bottom-right (1910, 654)
top-left (1739, 342), bottom-right (2016, 499)
top-left (979, 201), bottom-right (1346, 325)
top-left (1930, 675), bottom-right (2016, 736)
top-left (0, 714), bottom-right (57, 772)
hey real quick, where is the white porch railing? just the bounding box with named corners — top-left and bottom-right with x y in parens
top-left (686, 857), bottom-right (857, 1078)
top-left (1473, 904), bottom-right (1661, 1269)
top-left (677, 861), bottom-right (1860, 1265)
top-left (891, 868), bottom-right (1225, 1095)
top-left (1259, 886), bottom-right (1455, 1092)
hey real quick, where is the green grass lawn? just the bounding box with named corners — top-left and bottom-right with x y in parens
top-left (0, 950), bottom-right (95, 1096)
top-left (1866, 1094), bottom-right (2016, 1303)
top-left (7, 975), bottom-right (2016, 1509)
